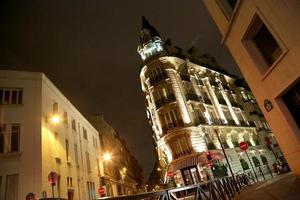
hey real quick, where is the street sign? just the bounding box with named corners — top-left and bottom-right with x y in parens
top-left (167, 171), bottom-right (173, 177)
top-left (98, 187), bottom-right (106, 194)
top-left (48, 171), bottom-right (58, 185)
top-left (239, 141), bottom-right (248, 151)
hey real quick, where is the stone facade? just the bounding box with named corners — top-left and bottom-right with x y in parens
top-left (137, 18), bottom-right (281, 186)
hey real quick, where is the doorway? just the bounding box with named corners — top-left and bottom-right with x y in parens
top-left (67, 189), bottom-right (74, 200)
top-left (181, 166), bottom-right (200, 185)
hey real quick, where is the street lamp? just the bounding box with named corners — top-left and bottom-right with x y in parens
top-left (49, 115), bottom-right (61, 124)
top-left (103, 152), bottom-right (112, 162)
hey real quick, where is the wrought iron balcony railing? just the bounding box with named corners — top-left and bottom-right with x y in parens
top-left (149, 72), bottom-right (168, 86)
top-left (186, 93), bottom-right (200, 101)
top-left (161, 120), bottom-right (184, 133)
top-left (155, 94), bottom-right (176, 109)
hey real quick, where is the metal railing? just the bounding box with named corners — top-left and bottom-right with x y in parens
top-left (97, 173), bottom-right (252, 200)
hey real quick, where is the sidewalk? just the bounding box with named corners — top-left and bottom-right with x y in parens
top-left (235, 173), bottom-right (300, 200)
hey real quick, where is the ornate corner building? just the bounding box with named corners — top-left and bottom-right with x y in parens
top-left (137, 17), bottom-right (282, 186)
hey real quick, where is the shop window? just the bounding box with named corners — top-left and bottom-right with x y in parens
top-left (282, 81), bottom-right (300, 129)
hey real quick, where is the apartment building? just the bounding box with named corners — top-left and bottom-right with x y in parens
top-left (137, 17), bottom-right (281, 186)
top-left (0, 70), bottom-right (103, 200)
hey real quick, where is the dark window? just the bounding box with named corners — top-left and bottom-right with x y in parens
top-left (83, 128), bottom-right (87, 140)
top-left (10, 124), bottom-right (20, 152)
top-left (4, 90), bottom-right (10, 104)
top-left (0, 124), bottom-right (5, 153)
top-left (18, 90), bottom-right (23, 104)
top-left (11, 91), bottom-right (17, 104)
top-left (0, 89), bottom-right (3, 104)
top-left (71, 119), bottom-right (76, 131)
top-left (65, 139), bottom-right (69, 161)
top-left (283, 81), bottom-right (300, 128)
top-left (53, 102), bottom-right (58, 114)
top-left (253, 23), bottom-right (282, 65)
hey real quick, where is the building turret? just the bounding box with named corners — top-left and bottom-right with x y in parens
top-left (137, 16), bottom-right (164, 61)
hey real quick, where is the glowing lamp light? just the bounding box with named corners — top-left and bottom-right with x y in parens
top-left (103, 153), bottom-right (112, 161)
top-left (50, 115), bottom-right (61, 124)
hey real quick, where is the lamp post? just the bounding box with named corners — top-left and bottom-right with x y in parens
top-left (214, 129), bottom-right (235, 180)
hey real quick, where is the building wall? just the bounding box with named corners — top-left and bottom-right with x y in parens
top-left (0, 70), bottom-right (43, 200)
top-left (0, 70), bottom-right (102, 200)
top-left (203, 0), bottom-right (300, 176)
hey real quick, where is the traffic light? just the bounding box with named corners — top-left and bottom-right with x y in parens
top-left (206, 151), bottom-right (212, 161)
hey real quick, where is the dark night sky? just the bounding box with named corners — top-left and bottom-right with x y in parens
top-left (0, 0), bottom-right (239, 178)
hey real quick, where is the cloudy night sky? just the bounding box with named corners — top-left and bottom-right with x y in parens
top-left (0, 0), bottom-right (240, 178)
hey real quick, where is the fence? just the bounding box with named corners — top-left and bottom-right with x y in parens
top-left (97, 173), bottom-right (253, 200)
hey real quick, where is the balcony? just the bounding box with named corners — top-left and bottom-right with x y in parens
top-left (218, 98), bottom-right (227, 105)
top-left (161, 120), bottom-right (184, 133)
top-left (222, 84), bottom-right (230, 90)
top-left (248, 121), bottom-right (256, 127)
top-left (180, 74), bottom-right (190, 81)
top-left (194, 116), bottom-right (209, 126)
top-left (186, 93), bottom-right (200, 101)
top-left (155, 94), bottom-right (176, 109)
top-left (231, 101), bottom-right (238, 107)
top-left (203, 97), bottom-right (212, 104)
top-left (239, 121), bottom-right (247, 126)
top-left (210, 80), bottom-right (218, 87)
top-left (249, 111), bottom-right (260, 116)
top-left (227, 119), bottom-right (237, 126)
top-left (211, 118), bottom-right (223, 125)
top-left (196, 79), bottom-right (204, 86)
top-left (149, 72), bottom-right (168, 86)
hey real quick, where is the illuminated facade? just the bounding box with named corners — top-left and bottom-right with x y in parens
top-left (203, 0), bottom-right (300, 177)
top-left (137, 17), bottom-right (281, 186)
top-left (0, 70), bottom-right (103, 200)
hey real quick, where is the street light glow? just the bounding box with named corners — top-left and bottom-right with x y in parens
top-left (103, 152), bottom-right (112, 161)
top-left (50, 115), bottom-right (61, 124)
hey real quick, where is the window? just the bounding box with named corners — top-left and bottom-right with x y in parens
top-left (71, 119), bottom-right (76, 131)
top-left (87, 182), bottom-right (96, 200)
top-left (53, 102), bottom-right (58, 114)
top-left (63, 112), bottom-right (68, 125)
top-left (67, 177), bottom-right (73, 187)
top-left (160, 109), bottom-right (183, 132)
top-left (216, 0), bottom-right (238, 20)
top-left (86, 152), bottom-right (91, 172)
top-left (5, 174), bottom-right (19, 200)
top-left (65, 139), bottom-right (69, 161)
top-left (97, 158), bottom-right (100, 176)
top-left (0, 124), bottom-right (5, 153)
top-left (168, 136), bottom-right (192, 158)
top-left (0, 88), bottom-right (23, 105)
top-left (243, 14), bottom-right (284, 73)
top-left (74, 144), bottom-right (79, 167)
top-left (83, 128), bottom-right (87, 140)
top-left (283, 81), bottom-right (300, 129)
top-left (93, 136), bottom-right (98, 148)
top-left (10, 124), bottom-right (20, 152)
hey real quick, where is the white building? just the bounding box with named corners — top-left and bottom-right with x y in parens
top-left (137, 17), bottom-right (281, 186)
top-left (0, 70), bottom-right (103, 200)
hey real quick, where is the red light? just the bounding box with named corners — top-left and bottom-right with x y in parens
top-left (206, 151), bottom-right (212, 161)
